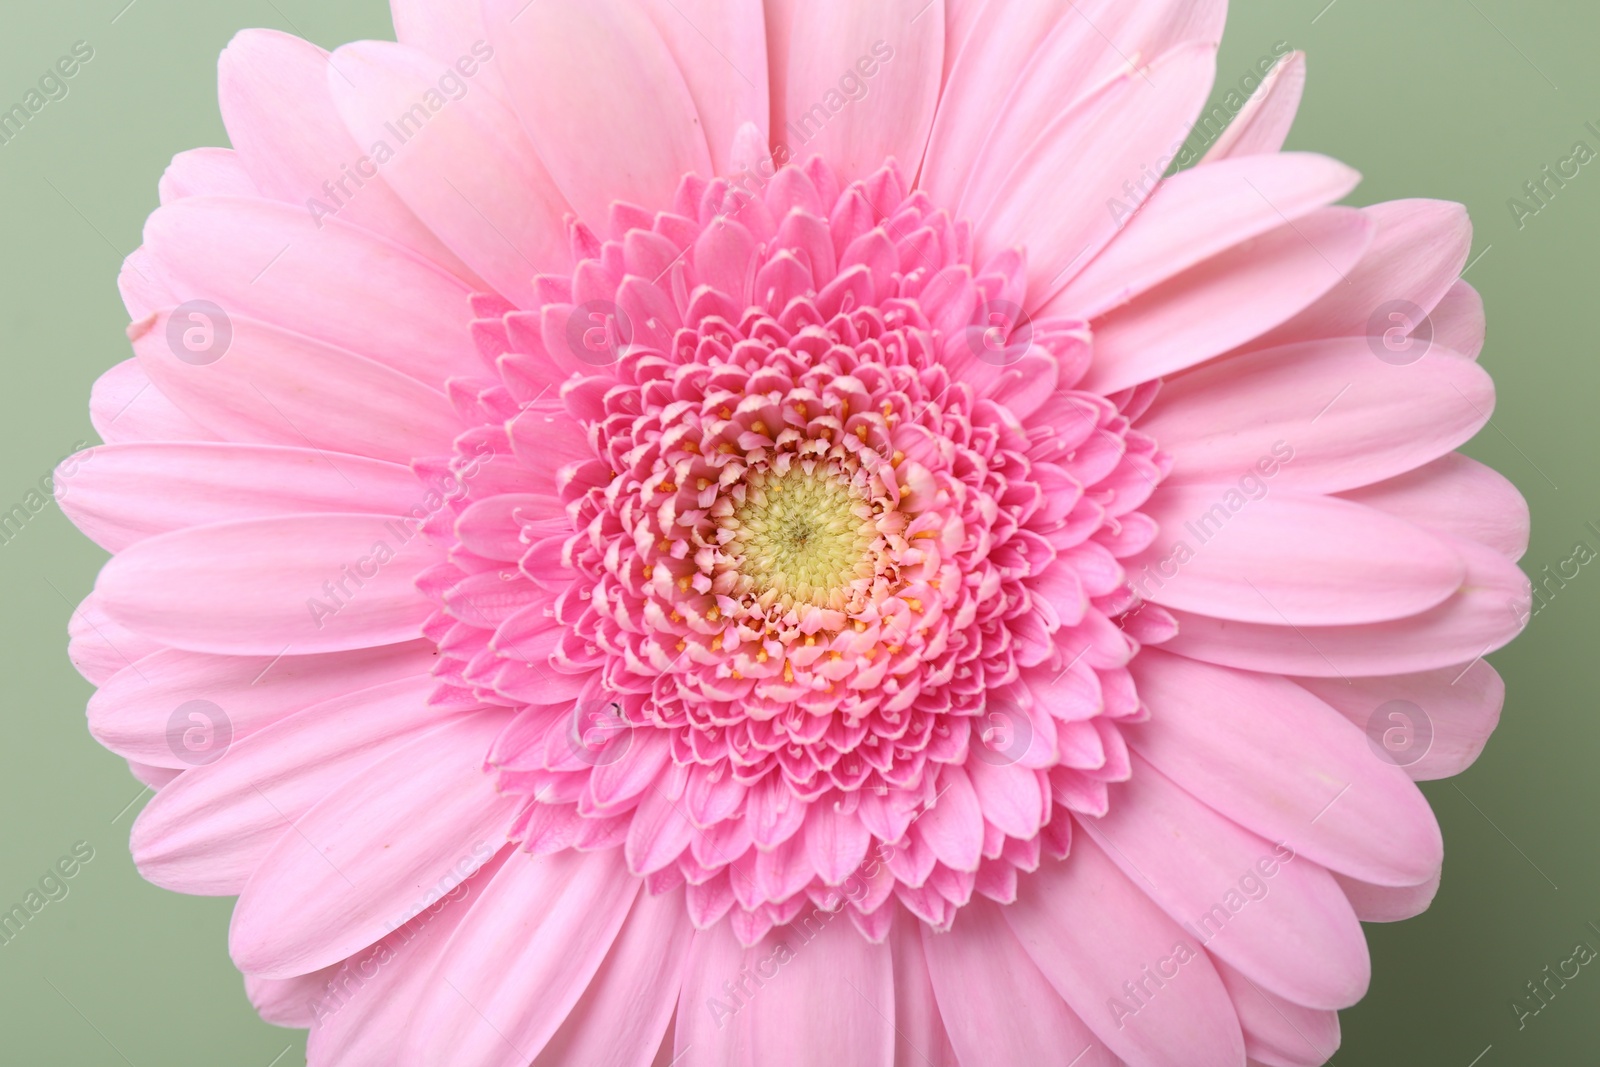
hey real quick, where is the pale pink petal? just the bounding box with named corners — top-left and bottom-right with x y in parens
top-left (246, 970), bottom-right (331, 1029)
top-left (68, 592), bottom-right (163, 686)
top-left (641, 0), bottom-right (770, 176)
top-left (159, 147), bottom-right (259, 203)
top-left (1338, 453), bottom-right (1528, 560)
top-left (1202, 51), bottom-right (1307, 162)
top-left (90, 359), bottom-right (221, 446)
top-left (1333, 869), bottom-right (1442, 923)
top-left (1213, 955), bottom-right (1342, 1067)
top-left (389, 0), bottom-right (513, 102)
top-left (888, 916), bottom-right (962, 1067)
top-left (230, 709), bottom-right (517, 978)
top-left (1429, 279), bottom-right (1486, 360)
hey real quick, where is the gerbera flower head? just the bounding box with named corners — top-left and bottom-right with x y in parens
top-left (62, 2), bottom-right (1529, 1065)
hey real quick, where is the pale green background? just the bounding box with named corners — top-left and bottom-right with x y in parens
top-left (0, 0), bottom-right (1596, 1063)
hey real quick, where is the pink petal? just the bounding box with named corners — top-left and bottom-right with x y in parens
top-left (229, 709), bottom-right (517, 978)
top-left (1430, 279), bottom-right (1486, 360)
top-left (1213, 955), bottom-right (1342, 1067)
top-left (1333, 869), bottom-right (1441, 923)
top-left (159, 147), bottom-right (258, 203)
top-left (888, 915), bottom-right (962, 1067)
top-left (68, 592), bottom-right (163, 686)
top-left (389, 0), bottom-right (513, 103)
top-left (1338, 452), bottom-right (1528, 561)
top-left (641, 0), bottom-right (770, 176)
top-left (90, 359), bottom-right (220, 446)
top-left (1202, 51), bottom-right (1307, 162)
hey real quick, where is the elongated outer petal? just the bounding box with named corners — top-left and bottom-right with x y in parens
top-left (976, 42), bottom-right (1219, 306)
top-left (400, 849), bottom-right (641, 1067)
top-left (230, 709), bottom-right (517, 978)
top-left (1049, 152), bottom-right (1360, 321)
top-left (484, 0), bottom-right (712, 226)
top-left (330, 41), bottom-right (573, 307)
top-left (90, 359), bottom-right (220, 446)
top-left (641, 0), bottom-right (770, 176)
top-left (1162, 535), bottom-right (1529, 678)
top-left (1429, 279), bottom-right (1486, 360)
top-left (132, 311), bottom-right (465, 464)
top-left (142, 197), bottom-right (477, 388)
top-left (888, 916), bottom-right (961, 1067)
top-left (1256, 199), bottom-right (1472, 346)
top-left (390, 0), bottom-right (513, 102)
top-left (1141, 339), bottom-right (1496, 495)
top-left (676, 911), bottom-right (896, 1067)
top-left (1128, 486), bottom-right (1465, 626)
top-left (1087, 754), bottom-right (1368, 1010)
top-left (1339, 453), bottom-right (1529, 561)
top-left (130, 675), bottom-right (446, 894)
top-left (533, 884), bottom-right (692, 1067)
top-left (96, 514), bottom-right (444, 656)
top-left (1005, 832), bottom-right (1247, 1067)
top-left (90, 641), bottom-right (437, 768)
top-left (68, 592), bottom-right (164, 686)
top-left (1213, 956), bottom-right (1342, 1067)
top-left (1333, 869), bottom-right (1442, 923)
top-left (245, 970), bottom-right (329, 1028)
top-left (1295, 662), bottom-right (1506, 782)
top-left (1081, 207), bottom-right (1373, 395)
top-left (307, 849), bottom-right (512, 1066)
top-left (217, 29), bottom-right (483, 285)
top-left (1203, 51), bottom-right (1307, 162)
top-left (58, 443), bottom-right (423, 554)
top-left (770, 0), bottom-right (942, 184)
top-left (159, 147), bottom-right (258, 203)
top-left (1126, 649), bottom-right (1442, 887)
top-left (924, 897), bottom-right (1118, 1067)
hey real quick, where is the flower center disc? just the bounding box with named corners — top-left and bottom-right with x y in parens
top-left (724, 460), bottom-right (879, 612)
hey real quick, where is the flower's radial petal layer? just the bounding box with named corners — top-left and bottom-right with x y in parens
top-left (1213, 956), bottom-right (1341, 1067)
top-left (230, 709), bottom-right (517, 978)
top-left (483, 0), bottom-right (712, 225)
top-left (67, 593), bottom-right (164, 686)
top-left (1047, 152), bottom-right (1359, 321)
top-left (389, 0), bottom-right (512, 102)
top-left (159, 147), bottom-right (258, 203)
top-left (1089, 753), bottom-right (1368, 1010)
top-left (923, 897), bottom-right (1117, 1067)
top-left (132, 311), bottom-right (466, 463)
top-left (130, 675), bottom-right (446, 894)
top-left (89, 641), bottom-right (436, 768)
top-left (400, 849), bottom-right (641, 1067)
top-left (640, 0), bottom-right (770, 175)
top-left (58, 443), bottom-right (422, 554)
top-left (1006, 832), bottom-right (1247, 1067)
top-left (142, 197), bottom-right (477, 388)
top-left (1142, 340), bottom-right (1496, 495)
top-left (330, 40), bottom-right (573, 307)
top-left (1294, 662), bottom-right (1505, 782)
top-left (1333, 869), bottom-right (1441, 924)
top-left (246, 970), bottom-right (331, 1028)
top-left (770, 0), bottom-right (942, 184)
top-left (1127, 649), bottom-right (1441, 887)
top-left (888, 918), bottom-right (962, 1067)
top-left (1256, 199), bottom-right (1471, 346)
top-left (1202, 51), bottom-right (1307, 163)
top-left (974, 41), bottom-right (1218, 304)
top-left (97, 514), bottom-right (444, 655)
top-left (1162, 536), bottom-right (1528, 678)
top-left (930, 0), bottom-right (1226, 222)
top-left (90, 359), bottom-right (221, 446)
top-left (119, 249), bottom-right (178, 321)
top-left (675, 915), bottom-right (896, 1067)
top-left (1430, 279), bottom-right (1486, 360)
top-left (1130, 486), bottom-right (1464, 626)
top-left (217, 29), bottom-right (485, 286)
top-left (1082, 207), bottom-right (1373, 395)
top-left (531, 883), bottom-right (693, 1067)
top-left (307, 849), bottom-right (512, 1066)
top-left (128, 761), bottom-right (181, 790)
top-left (1337, 453), bottom-right (1528, 561)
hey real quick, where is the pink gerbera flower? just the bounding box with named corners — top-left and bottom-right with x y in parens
top-left (63, 1), bottom-right (1529, 1064)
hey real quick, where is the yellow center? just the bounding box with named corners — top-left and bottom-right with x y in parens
top-left (727, 465), bottom-right (878, 611)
